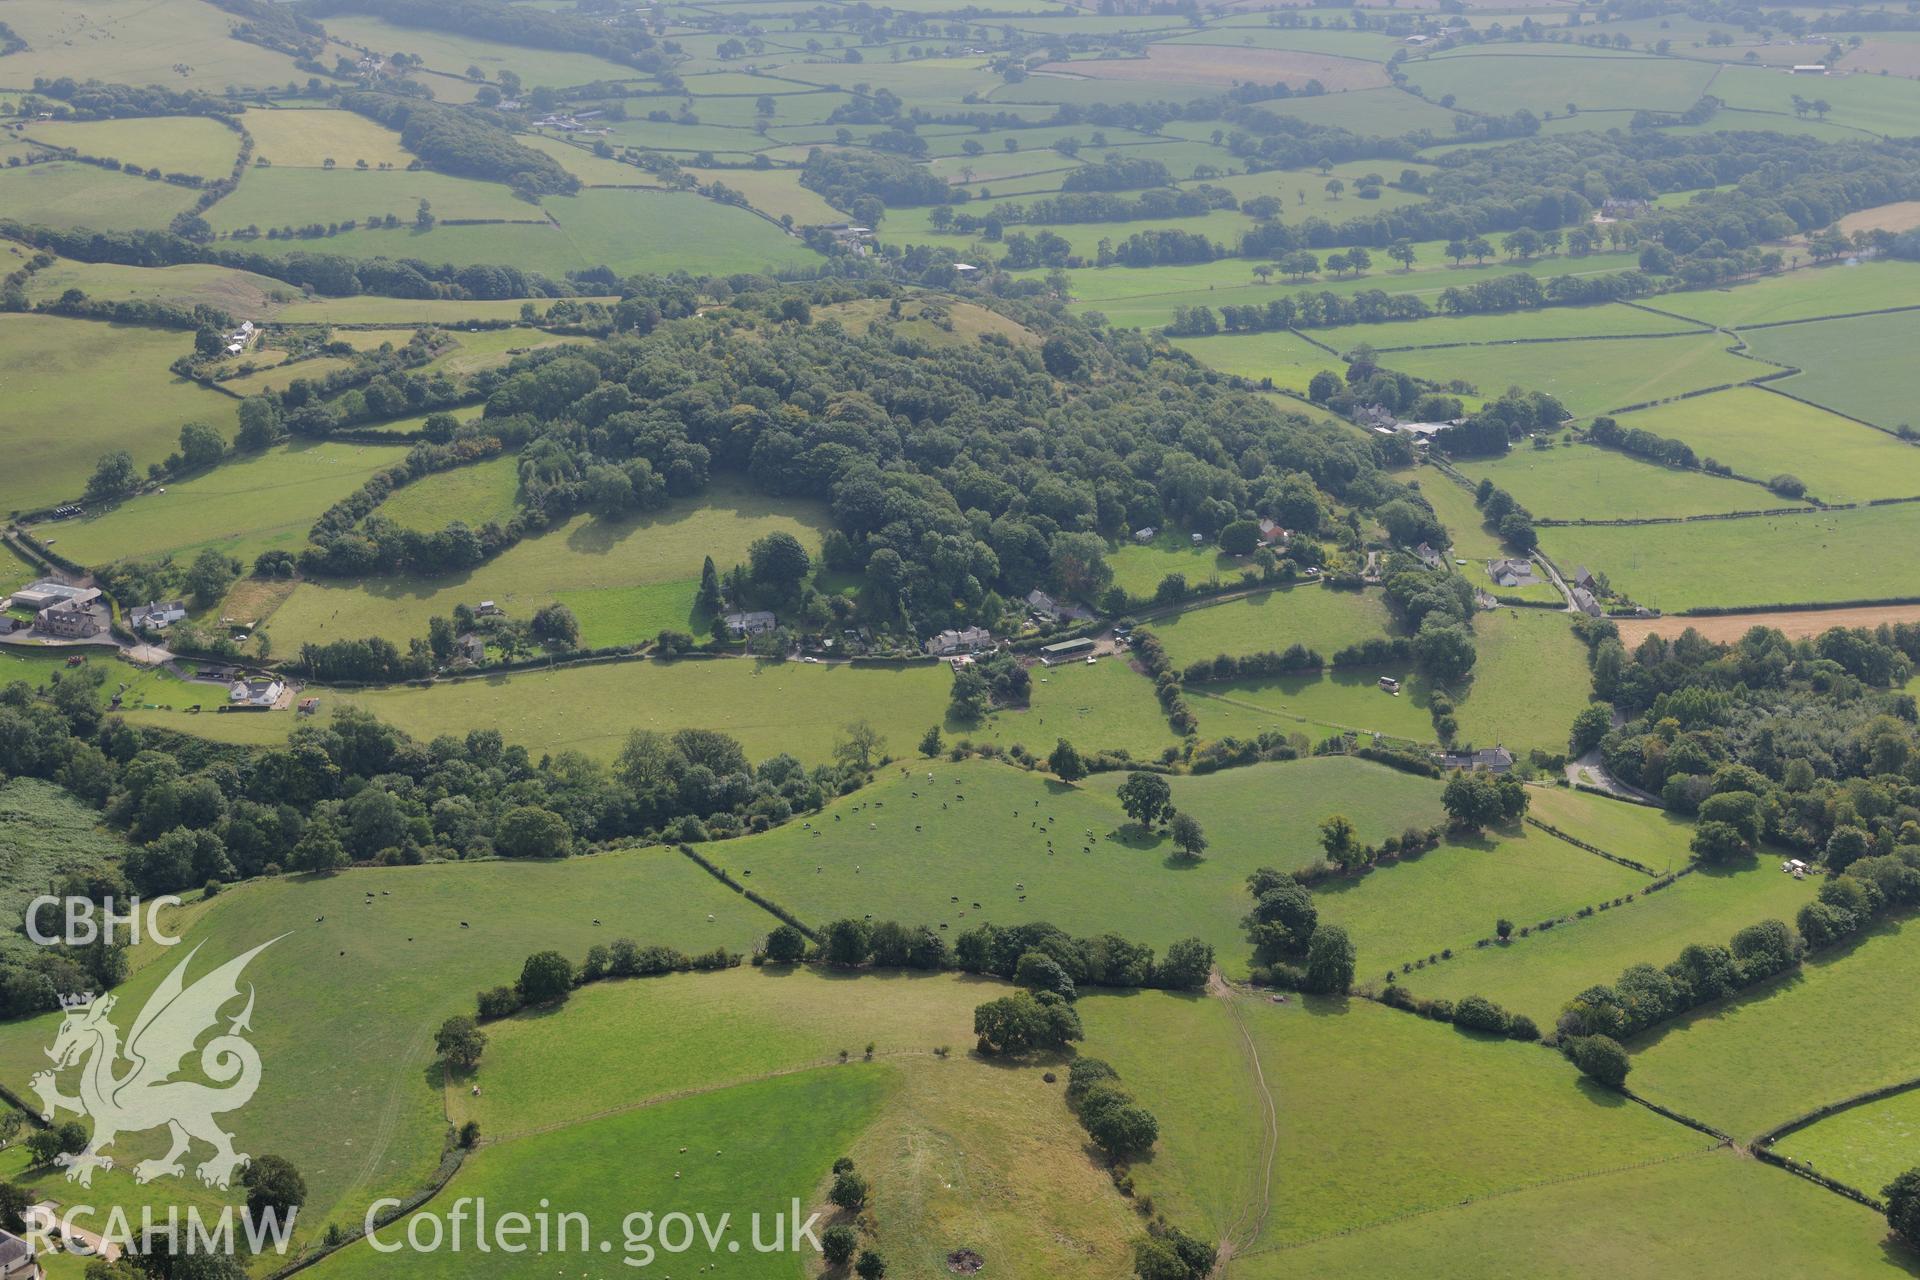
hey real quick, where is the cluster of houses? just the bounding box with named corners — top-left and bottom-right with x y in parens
top-left (1, 580), bottom-right (108, 640)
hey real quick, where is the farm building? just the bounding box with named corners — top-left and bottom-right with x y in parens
top-left (1570, 587), bottom-right (1604, 618)
top-left (129, 600), bottom-right (187, 630)
top-left (724, 610), bottom-right (778, 637)
top-left (37, 599), bottom-right (104, 639)
top-left (1133, 527), bottom-right (1156, 542)
top-left (1039, 636), bottom-right (1097, 662)
top-left (1791, 64), bottom-right (1827, 74)
top-left (925, 627), bottom-right (993, 657)
top-left (1026, 589), bottom-right (1062, 621)
top-left (1439, 745), bottom-right (1515, 774)
top-left (1487, 558), bottom-right (1539, 589)
top-left (1571, 566), bottom-right (1598, 592)
top-left (9, 580), bottom-right (99, 612)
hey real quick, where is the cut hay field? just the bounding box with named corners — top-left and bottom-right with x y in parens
top-left (1383, 331), bottom-right (1759, 417)
top-left (1540, 503), bottom-right (1920, 611)
top-left (0, 159), bottom-right (201, 231)
top-left (1454, 443), bottom-right (1788, 518)
top-left (1401, 856), bottom-right (1819, 1030)
top-left (1631, 915), bottom-right (1920, 1140)
top-left (1244, 1146), bottom-right (1907, 1279)
top-left (1447, 608), bottom-right (1595, 753)
top-left (977, 656), bottom-right (1181, 761)
top-left (1775, 1087), bottom-right (1920, 1200)
top-left (1741, 309), bottom-right (1920, 431)
top-left (377, 455), bottom-right (520, 532)
top-left (1650, 260), bottom-right (1920, 328)
top-left (259, 480), bottom-right (831, 651)
top-left (344, 658), bottom-right (952, 766)
top-left (1080, 991), bottom-right (1711, 1252)
top-left (240, 108), bottom-right (416, 169)
top-left (1314, 821), bottom-right (1648, 977)
top-left (0, 850), bottom-right (781, 1238)
top-left (434, 966), bottom-right (1140, 1280)
top-left (316, 1066), bottom-right (895, 1280)
top-left (29, 440), bottom-right (411, 569)
top-left (1604, 386), bottom-right (1920, 503)
top-left (1147, 586), bottom-right (1399, 669)
top-left (21, 115), bottom-right (240, 180)
top-left (1615, 602), bottom-right (1920, 646)
top-left (0, 314), bottom-right (238, 516)
top-left (207, 168), bottom-right (541, 233)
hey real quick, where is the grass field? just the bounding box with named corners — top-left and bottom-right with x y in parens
top-left (0, 778), bottom-right (126, 959)
top-left (1526, 786), bottom-right (1701, 870)
top-left (1108, 530), bottom-right (1257, 600)
top-left (1147, 587), bottom-right (1400, 670)
top-left (1080, 991), bottom-right (1710, 1251)
top-left (206, 168), bottom-right (540, 233)
top-left (1, 0), bottom-right (313, 91)
top-left (1312, 303), bottom-right (1707, 353)
top-left (1651, 261), bottom-right (1920, 328)
top-left (1448, 608), bottom-right (1594, 754)
top-left (259, 479), bottom-right (831, 651)
top-left (0, 314), bottom-right (239, 516)
top-left (22, 116), bottom-right (240, 180)
top-left (1709, 61), bottom-right (1920, 137)
top-left (1410, 469), bottom-right (1564, 603)
top-left (377, 456), bottom-right (520, 533)
top-left (1384, 331), bottom-right (1760, 417)
top-left (1625, 386), bottom-right (1920, 501)
top-left (1741, 309), bottom-right (1920, 432)
top-left (240, 108), bottom-right (416, 169)
top-left (1540, 503), bottom-right (1920, 611)
top-left (340, 658), bottom-right (953, 766)
top-left (1631, 914), bottom-right (1920, 1140)
top-left (1403, 53), bottom-right (1718, 116)
top-left (30, 440), bottom-right (411, 569)
top-left (0, 159), bottom-right (202, 231)
top-left (272, 296), bottom-right (613, 325)
top-left (1776, 1087), bottom-right (1920, 1200)
top-left (977, 656), bottom-right (1181, 761)
top-left (18, 255), bottom-right (298, 316)
top-left (1188, 668), bottom-right (1437, 745)
top-left (683, 166), bottom-right (844, 224)
top-left (1401, 853), bottom-right (1818, 1029)
top-left (1455, 442), bottom-right (1790, 518)
top-left (1244, 1146), bottom-right (1910, 1278)
top-left (318, 13), bottom-right (644, 87)
top-left (0, 849), bottom-right (781, 1238)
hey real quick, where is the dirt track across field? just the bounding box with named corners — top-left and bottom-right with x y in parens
top-left (1616, 603), bottom-right (1920, 645)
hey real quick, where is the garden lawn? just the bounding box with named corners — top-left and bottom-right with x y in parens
top-left (1315, 821), bottom-right (1647, 978)
top-left (1238, 1146), bottom-right (1907, 1279)
top-left (341, 658), bottom-right (952, 766)
top-left (1448, 608), bottom-right (1594, 754)
top-left (1607, 387), bottom-right (1920, 503)
top-left (1080, 991), bottom-right (1711, 1249)
top-left (1775, 1087), bottom-right (1920, 1199)
top-left (1401, 856), bottom-right (1820, 1029)
top-left (0, 315), bottom-right (238, 516)
top-left (29, 440), bottom-right (410, 568)
top-left (1147, 586), bottom-right (1399, 670)
top-left (1385, 331), bottom-right (1759, 417)
top-left (1741, 309), bottom-right (1920, 433)
top-left (313, 1066), bottom-right (894, 1280)
top-left (1454, 442), bottom-right (1790, 519)
top-left (1631, 914), bottom-right (1920, 1140)
top-left (257, 480), bottom-right (832, 651)
top-left (0, 849), bottom-right (780, 1241)
top-left (377, 456), bottom-right (520, 532)
top-left (1539, 503), bottom-right (1920, 611)
top-left (1650, 260), bottom-right (1920, 328)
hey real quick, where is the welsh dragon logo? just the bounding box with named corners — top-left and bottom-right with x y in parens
top-left (29, 938), bottom-right (281, 1189)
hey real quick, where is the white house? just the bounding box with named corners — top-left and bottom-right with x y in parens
top-left (925, 626), bottom-right (992, 657)
top-left (130, 600), bottom-right (188, 630)
top-left (0, 1227), bottom-right (37, 1279)
top-left (229, 677), bottom-right (284, 708)
top-left (723, 610), bottom-right (777, 637)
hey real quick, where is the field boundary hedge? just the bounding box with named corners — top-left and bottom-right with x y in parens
top-left (676, 841), bottom-right (818, 940)
top-left (1679, 593), bottom-right (1920, 617)
top-left (1523, 815), bottom-right (1660, 876)
top-left (1751, 1072), bottom-right (1920, 1205)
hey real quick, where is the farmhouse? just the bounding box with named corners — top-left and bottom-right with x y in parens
top-left (37, 598), bottom-right (105, 639)
top-left (1486, 558), bottom-right (1539, 589)
top-left (129, 600), bottom-right (187, 630)
top-left (0, 1228), bottom-right (36, 1279)
top-left (229, 677), bottom-right (284, 708)
top-left (1570, 587), bottom-right (1604, 618)
top-left (456, 633), bottom-right (486, 663)
top-left (1258, 519), bottom-right (1291, 546)
top-left (925, 626), bottom-right (993, 657)
top-left (1439, 745), bottom-right (1515, 774)
top-left (1414, 542), bottom-right (1445, 570)
top-left (724, 610), bottom-right (778, 638)
top-left (1026, 589), bottom-right (1062, 621)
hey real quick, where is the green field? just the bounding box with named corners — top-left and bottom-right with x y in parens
top-left (1080, 990), bottom-right (1710, 1251)
top-left (1540, 503), bottom-right (1920, 611)
top-left (319, 13), bottom-right (645, 87)
top-left (1148, 587), bottom-right (1399, 671)
top-left (1312, 303), bottom-right (1707, 353)
top-left (377, 456), bottom-right (520, 533)
top-left (207, 168), bottom-right (540, 233)
top-left (1631, 915), bottom-right (1920, 1140)
top-left (1399, 848), bottom-right (1820, 1027)
top-left (1776, 1087), bottom-right (1920, 1199)
top-left (1404, 53), bottom-right (1719, 117)
top-left (1652, 261), bottom-right (1920, 328)
top-left (22, 115), bottom-right (240, 180)
top-left (18, 254), bottom-right (298, 317)
top-left (259, 480), bottom-right (832, 651)
top-left (977, 656), bottom-right (1181, 762)
top-left (1456, 442), bottom-right (1789, 518)
top-left (1449, 608), bottom-right (1595, 754)
top-left (1526, 785), bottom-right (1701, 870)
top-left (0, 314), bottom-right (240, 516)
top-left (1108, 531), bottom-right (1256, 600)
top-left (1, 0), bottom-right (314, 90)
top-left (0, 159), bottom-right (202, 231)
top-left (30, 440), bottom-right (410, 569)
top-left (1741, 309), bottom-right (1920, 432)
top-left (339, 658), bottom-right (952, 766)
top-left (1605, 386), bottom-right (1920, 503)
top-left (1411, 469), bottom-right (1564, 603)
top-left (1708, 62), bottom-right (1920, 137)
top-left (240, 108), bottom-right (417, 169)
top-left (1245, 1146), bottom-right (1909, 1278)
top-left (1188, 668), bottom-right (1437, 745)
top-left (1385, 331), bottom-right (1760, 417)
top-left (0, 850), bottom-right (780, 1237)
